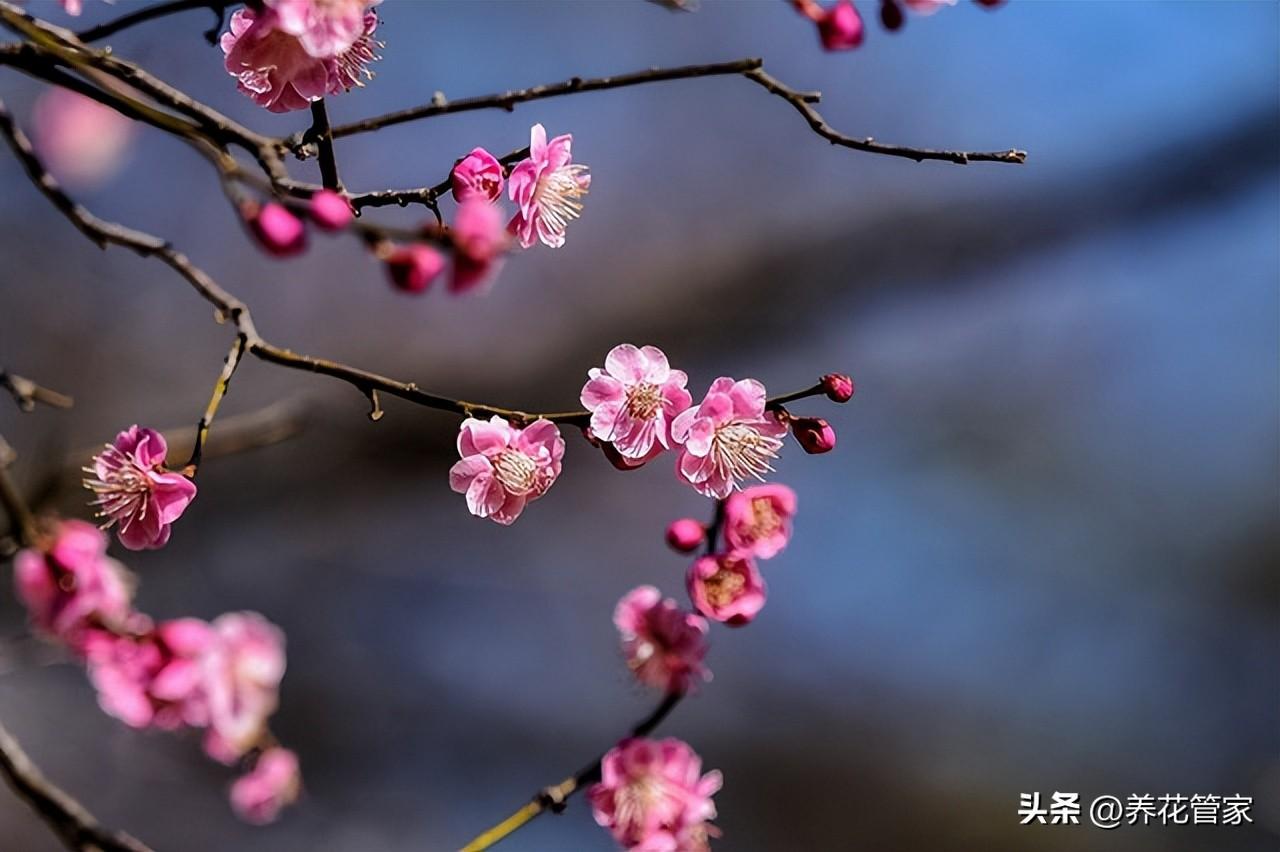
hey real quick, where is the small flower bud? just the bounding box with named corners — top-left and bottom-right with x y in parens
top-left (385, 244), bottom-right (444, 294)
top-left (665, 518), bottom-right (705, 553)
top-left (818, 0), bottom-right (864, 50)
top-left (792, 417), bottom-right (837, 454)
top-left (821, 373), bottom-right (855, 403)
top-left (879, 0), bottom-right (904, 30)
top-left (309, 189), bottom-right (353, 232)
top-left (246, 202), bottom-right (306, 258)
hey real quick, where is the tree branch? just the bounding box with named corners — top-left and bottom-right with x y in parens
top-left (76, 0), bottom-right (232, 45)
top-left (308, 99), bottom-right (343, 192)
top-left (0, 370), bottom-right (72, 412)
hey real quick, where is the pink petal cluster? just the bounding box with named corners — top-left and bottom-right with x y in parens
top-left (687, 552), bottom-right (767, 626)
top-left (508, 123), bottom-right (591, 249)
top-left (450, 198), bottom-right (508, 293)
top-left (31, 87), bottom-right (135, 191)
top-left (670, 378), bottom-right (788, 499)
top-left (588, 737), bottom-right (722, 851)
top-left (220, 7), bottom-right (378, 113)
top-left (451, 148), bottom-right (505, 203)
top-left (83, 426), bottom-right (196, 551)
top-left (614, 587), bottom-right (709, 694)
top-left (83, 618), bottom-right (212, 730)
top-left (449, 417), bottom-right (565, 524)
top-left (231, 747), bottom-right (302, 825)
top-left (266, 0), bottom-right (379, 59)
top-left (723, 484), bottom-right (796, 559)
top-left (201, 612), bottom-right (288, 763)
top-left (13, 520), bottom-right (141, 651)
top-left (582, 345), bottom-right (692, 463)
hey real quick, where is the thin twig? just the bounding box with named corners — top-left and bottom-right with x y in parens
top-left (184, 334), bottom-right (248, 473)
top-left (77, 0), bottom-right (232, 45)
top-left (0, 370), bottom-right (72, 412)
top-left (0, 440), bottom-right (36, 546)
top-left (0, 720), bottom-right (154, 852)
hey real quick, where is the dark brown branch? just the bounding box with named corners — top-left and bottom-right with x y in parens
top-left (308, 99), bottom-right (343, 192)
top-left (297, 56), bottom-right (1024, 167)
top-left (0, 719), bottom-right (154, 852)
top-left (77, 0), bottom-right (232, 45)
top-left (0, 370), bottom-right (72, 412)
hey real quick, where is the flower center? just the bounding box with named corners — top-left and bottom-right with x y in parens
top-left (625, 382), bottom-right (663, 420)
top-left (492, 449), bottom-right (540, 496)
top-left (83, 445), bottom-right (152, 530)
top-left (534, 163), bottom-right (589, 234)
top-left (614, 774), bottom-right (669, 834)
top-left (703, 564), bottom-right (746, 608)
top-left (749, 497), bottom-right (781, 538)
top-left (710, 422), bottom-right (782, 487)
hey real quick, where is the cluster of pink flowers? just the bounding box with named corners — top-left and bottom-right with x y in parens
top-left (13, 520), bottom-right (299, 823)
top-left (221, 0), bottom-right (381, 113)
top-left (793, 0), bottom-right (1000, 49)
top-left (83, 426), bottom-right (197, 551)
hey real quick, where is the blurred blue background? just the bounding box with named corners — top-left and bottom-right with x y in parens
top-left (1, 1), bottom-right (1277, 850)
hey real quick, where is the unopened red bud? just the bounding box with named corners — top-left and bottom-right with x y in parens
top-left (309, 189), bottom-right (353, 232)
top-left (818, 0), bottom-right (864, 50)
top-left (665, 518), bottom-right (706, 553)
top-left (246, 202), bottom-right (306, 258)
top-left (385, 244), bottom-right (444, 294)
top-left (821, 373), bottom-right (855, 403)
top-left (880, 0), bottom-right (904, 30)
top-left (792, 417), bottom-right (837, 454)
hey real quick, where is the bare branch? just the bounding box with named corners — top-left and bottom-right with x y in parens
top-left (77, 0), bottom-right (232, 45)
top-left (1, 370), bottom-right (72, 412)
top-left (184, 334), bottom-right (248, 473)
top-left (308, 99), bottom-right (344, 192)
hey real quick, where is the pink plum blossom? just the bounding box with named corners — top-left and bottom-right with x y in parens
top-left (202, 612), bottom-right (287, 762)
top-left (246, 201), bottom-right (308, 257)
top-left (13, 520), bottom-right (140, 652)
top-left (221, 7), bottom-right (378, 113)
top-left (84, 426), bottom-right (197, 551)
top-left (266, 0), bottom-right (379, 58)
top-left (83, 619), bottom-right (213, 731)
top-left (722, 484), bottom-right (796, 559)
top-left (58, 0), bottom-right (82, 14)
top-left (665, 518), bottom-right (705, 553)
top-left (507, 123), bottom-right (591, 249)
top-left (791, 416), bottom-right (837, 454)
top-left (614, 586), bottom-right (709, 694)
top-left (670, 378), bottom-right (788, 499)
top-left (588, 737), bottom-right (722, 850)
top-left (309, 189), bottom-right (353, 231)
top-left (686, 552), bottom-right (767, 626)
top-left (31, 87), bottom-right (135, 190)
top-left (385, 243), bottom-right (445, 293)
top-left (451, 147), bottom-right (505, 203)
top-left (817, 0), bottom-right (864, 50)
top-left (450, 198), bottom-right (507, 293)
top-left (820, 372), bottom-right (855, 403)
top-left (231, 747), bottom-right (301, 825)
top-left (581, 345), bottom-right (692, 462)
top-left (449, 417), bottom-right (565, 525)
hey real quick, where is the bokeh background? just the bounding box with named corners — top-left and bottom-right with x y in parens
top-left (1, 1), bottom-right (1277, 850)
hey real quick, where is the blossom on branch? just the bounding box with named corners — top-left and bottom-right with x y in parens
top-left (670, 378), bottom-right (788, 499)
top-left (508, 123), bottom-right (591, 249)
top-left (614, 586), bottom-right (710, 694)
top-left (451, 147), bottom-right (505, 203)
top-left (581, 345), bottom-right (692, 463)
top-left (449, 417), bottom-right (565, 525)
top-left (687, 552), bottom-right (767, 626)
top-left (588, 737), bottom-right (722, 851)
top-left (266, 0), bottom-right (381, 59)
top-left (220, 7), bottom-right (379, 113)
top-left (231, 747), bottom-right (302, 825)
top-left (83, 426), bottom-right (197, 551)
top-left (83, 619), bottom-right (213, 730)
top-left (450, 198), bottom-right (508, 293)
top-left (202, 612), bottom-right (287, 763)
top-left (723, 484), bottom-right (796, 559)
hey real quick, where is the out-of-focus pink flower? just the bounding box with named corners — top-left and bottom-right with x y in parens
top-left (221, 7), bottom-right (378, 113)
top-left (723, 484), bottom-right (796, 560)
top-left (820, 373), bottom-right (855, 403)
top-left (665, 518), bottom-right (705, 553)
top-left (385, 243), bottom-right (445, 293)
top-left (230, 747), bottom-right (301, 825)
top-left (817, 0), bottom-right (864, 49)
top-left (614, 586), bottom-right (709, 694)
top-left (266, 0), bottom-right (378, 58)
top-left (31, 87), bottom-right (135, 190)
top-left (84, 426), bottom-right (197, 551)
top-left (84, 618), bottom-right (213, 730)
top-left (449, 417), bottom-right (564, 525)
top-left (59, 0), bottom-right (83, 15)
top-left (451, 147), bottom-right (505, 203)
top-left (13, 520), bottom-right (140, 652)
top-left (687, 552), bottom-right (767, 626)
top-left (309, 189), bottom-right (353, 231)
top-left (670, 378), bottom-right (788, 499)
top-left (83, 633), bottom-right (166, 728)
top-left (904, 0), bottom-right (957, 13)
top-left (246, 201), bottom-right (308, 257)
top-left (791, 416), bottom-right (837, 454)
top-left (202, 612), bottom-right (286, 762)
top-left (588, 737), bottom-right (722, 850)
top-left (582, 345), bottom-right (692, 462)
top-left (450, 198), bottom-right (507, 293)
top-left (507, 123), bottom-right (590, 249)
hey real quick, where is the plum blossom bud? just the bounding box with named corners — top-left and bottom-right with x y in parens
top-left (687, 553), bottom-right (767, 626)
top-left (614, 587), bottom-right (710, 694)
top-left (820, 373), bottom-right (855, 403)
top-left (384, 244), bottom-right (445, 293)
top-left (245, 202), bottom-right (307, 257)
top-left (309, 189), bottom-right (353, 232)
top-left (791, 417), bottom-right (837, 454)
top-left (230, 747), bottom-right (301, 825)
top-left (880, 0), bottom-right (905, 30)
top-left (450, 199), bottom-right (507, 293)
top-left (450, 147), bottom-right (505, 203)
top-left (818, 0), bottom-right (864, 50)
top-left (666, 518), bottom-right (705, 553)
top-left (723, 484), bottom-right (796, 559)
